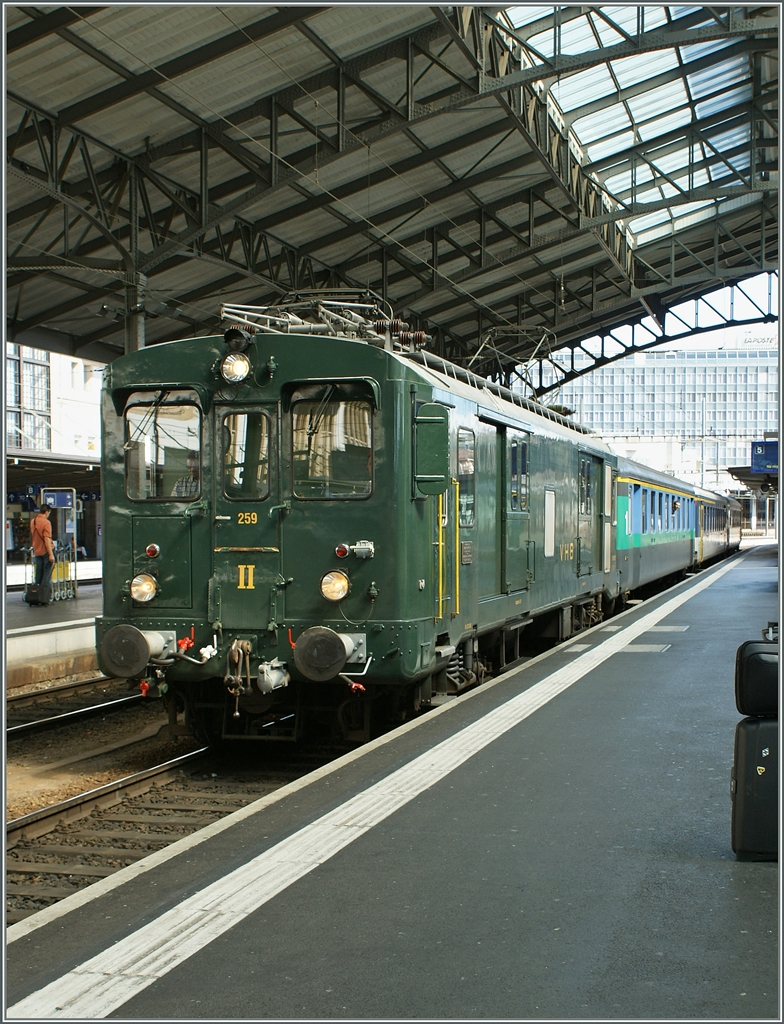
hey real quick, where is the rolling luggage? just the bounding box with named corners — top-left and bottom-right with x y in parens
top-left (735, 640), bottom-right (779, 717)
top-left (23, 582), bottom-right (51, 606)
top-left (730, 716), bottom-right (778, 861)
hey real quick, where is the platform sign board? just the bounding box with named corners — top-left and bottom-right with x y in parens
top-left (41, 488), bottom-right (75, 508)
top-left (751, 441), bottom-right (778, 474)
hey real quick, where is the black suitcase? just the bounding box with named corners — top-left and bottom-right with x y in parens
top-left (23, 583), bottom-right (51, 606)
top-left (735, 641), bottom-right (779, 717)
top-left (731, 717), bottom-right (778, 861)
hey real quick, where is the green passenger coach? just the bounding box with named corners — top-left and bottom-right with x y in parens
top-left (96, 293), bottom-right (741, 743)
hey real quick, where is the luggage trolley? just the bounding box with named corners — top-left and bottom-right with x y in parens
top-left (24, 488), bottom-right (79, 603)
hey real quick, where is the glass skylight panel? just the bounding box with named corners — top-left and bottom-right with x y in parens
top-left (695, 83), bottom-right (752, 119)
top-left (649, 144), bottom-right (693, 177)
top-left (555, 14), bottom-right (598, 54)
top-left (588, 12), bottom-right (628, 47)
top-left (709, 124), bottom-right (750, 154)
top-left (551, 64), bottom-right (616, 111)
top-left (627, 80), bottom-right (690, 121)
top-left (680, 38), bottom-right (736, 62)
top-left (610, 49), bottom-right (680, 89)
top-left (637, 108), bottom-right (692, 142)
top-left (507, 6), bottom-right (559, 31)
top-left (573, 103), bottom-right (631, 145)
top-left (605, 164), bottom-right (655, 197)
top-left (688, 55), bottom-right (749, 100)
top-left (586, 130), bottom-right (636, 164)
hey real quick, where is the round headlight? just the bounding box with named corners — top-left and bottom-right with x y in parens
top-left (220, 351), bottom-right (251, 383)
top-left (130, 573), bottom-right (158, 603)
top-left (320, 569), bottom-right (350, 602)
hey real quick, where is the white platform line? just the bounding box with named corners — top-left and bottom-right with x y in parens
top-left (6, 555), bottom-right (743, 1020)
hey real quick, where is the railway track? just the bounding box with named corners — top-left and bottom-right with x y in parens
top-left (6, 676), bottom-right (138, 731)
top-left (6, 745), bottom-right (343, 927)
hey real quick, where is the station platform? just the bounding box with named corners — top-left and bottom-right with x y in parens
top-left (6, 543), bottom-right (779, 1020)
top-left (5, 584), bottom-right (103, 688)
top-left (5, 559), bottom-right (102, 590)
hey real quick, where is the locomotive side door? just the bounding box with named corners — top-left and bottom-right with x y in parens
top-left (577, 452), bottom-right (603, 577)
top-left (212, 406), bottom-right (281, 629)
top-left (504, 429), bottom-right (530, 592)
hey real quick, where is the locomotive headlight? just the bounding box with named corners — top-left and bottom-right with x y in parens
top-left (320, 569), bottom-right (350, 602)
top-left (130, 573), bottom-right (158, 603)
top-left (220, 351), bottom-right (251, 383)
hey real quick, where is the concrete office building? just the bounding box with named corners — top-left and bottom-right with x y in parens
top-left (528, 335), bottom-right (778, 498)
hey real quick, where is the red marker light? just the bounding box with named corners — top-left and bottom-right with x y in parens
top-left (146, 543), bottom-right (160, 558)
top-left (335, 543), bottom-right (350, 558)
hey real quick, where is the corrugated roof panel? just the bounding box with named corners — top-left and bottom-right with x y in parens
top-left (72, 6), bottom-right (271, 74)
top-left (176, 38), bottom-right (333, 123)
top-left (7, 36), bottom-right (123, 110)
top-left (309, 5), bottom-right (434, 63)
top-left (74, 94), bottom-right (200, 152)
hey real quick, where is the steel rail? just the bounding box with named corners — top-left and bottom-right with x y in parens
top-left (6, 694), bottom-right (145, 737)
top-left (6, 748), bottom-right (210, 845)
top-left (7, 675), bottom-right (116, 705)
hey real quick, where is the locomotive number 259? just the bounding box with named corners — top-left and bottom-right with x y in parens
top-left (237, 512), bottom-right (258, 524)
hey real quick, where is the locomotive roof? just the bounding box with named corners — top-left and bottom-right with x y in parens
top-left (395, 347), bottom-right (615, 455)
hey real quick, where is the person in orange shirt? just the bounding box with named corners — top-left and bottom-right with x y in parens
top-left (30, 504), bottom-right (55, 588)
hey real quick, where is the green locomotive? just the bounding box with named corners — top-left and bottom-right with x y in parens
top-left (96, 292), bottom-right (740, 743)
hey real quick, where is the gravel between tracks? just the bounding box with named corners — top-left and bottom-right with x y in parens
top-left (6, 699), bottom-right (203, 820)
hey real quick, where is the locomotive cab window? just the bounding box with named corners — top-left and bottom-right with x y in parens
top-left (222, 411), bottom-right (270, 499)
top-left (124, 390), bottom-right (201, 501)
top-left (290, 383), bottom-right (372, 499)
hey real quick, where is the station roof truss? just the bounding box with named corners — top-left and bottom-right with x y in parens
top-left (5, 4), bottom-right (779, 382)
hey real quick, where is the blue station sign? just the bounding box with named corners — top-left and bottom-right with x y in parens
top-left (750, 441), bottom-right (778, 474)
top-left (41, 488), bottom-right (75, 508)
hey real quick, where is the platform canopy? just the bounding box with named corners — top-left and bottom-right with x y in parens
top-left (5, 5), bottom-right (779, 380)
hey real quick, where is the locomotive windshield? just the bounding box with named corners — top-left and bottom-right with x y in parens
top-left (291, 386), bottom-right (372, 499)
top-left (124, 390), bottom-right (201, 501)
top-left (222, 411), bottom-right (271, 499)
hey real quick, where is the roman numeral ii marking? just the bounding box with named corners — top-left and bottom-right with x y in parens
top-left (238, 564), bottom-right (255, 590)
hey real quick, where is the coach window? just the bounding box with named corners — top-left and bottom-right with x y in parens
top-left (509, 433), bottom-right (528, 511)
top-left (223, 412), bottom-right (270, 499)
top-left (124, 390), bottom-right (201, 501)
top-left (457, 428), bottom-right (475, 526)
top-left (642, 488), bottom-right (648, 533)
top-left (291, 385), bottom-right (372, 499)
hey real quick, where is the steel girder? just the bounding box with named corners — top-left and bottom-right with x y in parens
top-left (5, 5), bottom-right (779, 366)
